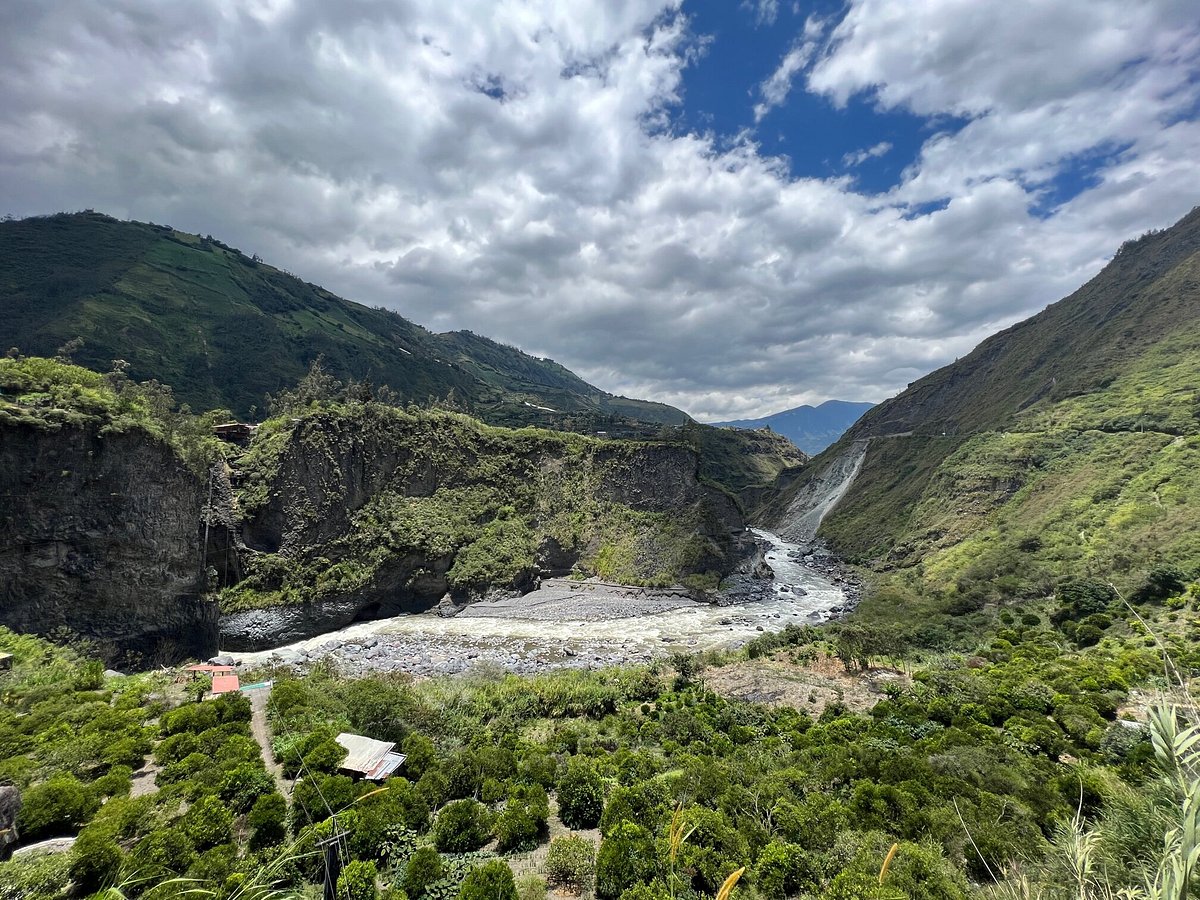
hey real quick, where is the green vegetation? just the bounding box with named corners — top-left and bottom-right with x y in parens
top-left (222, 400), bottom-right (735, 609)
top-left (0, 627), bottom-right (278, 896)
top-left (0, 211), bottom-right (687, 430)
top-left (5, 573), bottom-right (1200, 899)
top-left (0, 355), bottom-right (224, 472)
top-left (775, 207), bottom-right (1200, 631)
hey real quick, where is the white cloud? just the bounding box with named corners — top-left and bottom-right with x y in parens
top-left (753, 41), bottom-right (816, 122)
top-left (0, 0), bottom-right (1197, 421)
top-left (843, 140), bottom-right (892, 167)
top-left (741, 0), bottom-right (779, 27)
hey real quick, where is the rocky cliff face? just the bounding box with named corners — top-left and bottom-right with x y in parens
top-left (0, 421), bottom-right (218, 661)
top-left (220, 407), bottom-right (746, 650)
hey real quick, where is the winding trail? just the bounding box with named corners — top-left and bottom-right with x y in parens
top-left (247, 685), bottom-right (289, 797)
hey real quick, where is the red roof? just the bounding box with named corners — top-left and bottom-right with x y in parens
top-left (211, 675), bottom-right (241, 694)
top-left (186, 664), bottom-right (235, 673)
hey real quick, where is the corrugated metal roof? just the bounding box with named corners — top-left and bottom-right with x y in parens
top-left (336, 732), bottom-right (396, 774)
top-left (211, 674), bottom-right (240, 694)
top-left (364, 751), bottom-right (408, 781)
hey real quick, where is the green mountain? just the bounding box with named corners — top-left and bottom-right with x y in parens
top-left (768, 206), bottom-right (1200, 631)
top-left (0, 211), bottom-right (687, 429)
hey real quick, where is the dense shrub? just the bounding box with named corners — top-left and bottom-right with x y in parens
top-left (249, 791), bottom-right (288, 849)
top-left (68, 825), bottom-right (123, 892)
top-left (93, 764), bottom-right (133, 798)
top-left (131, 827), bottom-right (197, 877)
top-left (595, 822), bottom-right (656, 899)
top-left (1131, 565), bottom-right (1188, 605)
top-left (182, 795), bottom-right (234, 850)
top-left (459, 860), bottom-right (517, 900)
top-left (404, 846), bottom-right (444, 897)
top-left (754, 840), bottom-right (820, 899)
top-left (338, 859), bottom-right (379, 900)
top-left (545, 833), bottom-right (596, 891)
top-left (16, 775), bottom-right (99, 840)
top-left (434, 799), bottom-right (491, 852)
top-left (556, 756), bottom-right (604, 829)
top-left (292, 773), bottom-right (358, 827)
top-left (220, 762), bottom-right (275, 812)
top-left (494, 783), bottom-right (549, 852)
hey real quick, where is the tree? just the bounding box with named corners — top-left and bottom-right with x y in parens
top-left (434, 799), bottom-right (491, 852)
top-left (459, 860), bottom-right (518, 900)
top-left (556, 757), bottom-right (604, 829)
top-left (403, 846), bottom-right (444, 897)
top-left (338, 859), bottom-right (379, 900)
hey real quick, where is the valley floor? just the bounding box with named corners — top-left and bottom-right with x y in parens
top-left (225, 530), bottom-right (848, 677)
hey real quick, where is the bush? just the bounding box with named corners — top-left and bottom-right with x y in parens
top-left (545, 834), bottom-right (596, 891)
top-left (292, 773), bottom-right (358, 827)
top-left (1132, 565), bottom-right (1188, 604)
top-left (93, 764), bottom-right (133, 798)
top-left (402, 733), bottom-right (437, 780)
top-left (16, 775), bottom-right (99, 841)
top-left (459, 860), bottom-right (517, 900)
top-left (182, 795), bottom-right (234, 850)
top-left (131, 827), bottom-right (197, 877)
top-left (595, 822), bottom-right (655, 899)
top-left (434, 799), bottom-right (491, 852)
top-left (494, 784), bottom-right (549, 852)
top-left (338, 859), bottom-right (379, 900)
top-left (404, 846), bottom-right (444, 897)
top-left (754, 840), bottom-right (819, 899)
top-left (516, 874), bottom-right (547, 900)
top-left (303, 736), bottom-right (348, 774)
top-left (248, 792), bottom-right (288, 849)
top-left (556, 757), bottom-right (604, 829)
top-left (220, 762), bottom-right (276, 812)
top-left (69, 825), bottom-right (123, 892)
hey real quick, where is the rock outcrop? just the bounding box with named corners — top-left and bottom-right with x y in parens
top-left (220, 407), bottom-right (746, 650)
top-left (0, 785), bottom-right (19, 860)
top-left (0, 421), bottom-right (218, 662)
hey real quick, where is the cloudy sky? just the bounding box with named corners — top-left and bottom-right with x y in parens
top-left (2, 0), bottom-right (1198, 420)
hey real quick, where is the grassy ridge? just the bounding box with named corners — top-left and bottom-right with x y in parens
top-left (771, 208), bottom-right (1200, 628)
top-left (0, 212), bottom-right (688, 429)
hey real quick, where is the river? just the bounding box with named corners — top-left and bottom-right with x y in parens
top-left (229, 528), bottom-right (846, 676)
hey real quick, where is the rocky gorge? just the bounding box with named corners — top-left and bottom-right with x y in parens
top-left (0, 417), bottom-right (218, 661)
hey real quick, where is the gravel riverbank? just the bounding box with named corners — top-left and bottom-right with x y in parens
top-left (226, 529), bottom-right (849, 677)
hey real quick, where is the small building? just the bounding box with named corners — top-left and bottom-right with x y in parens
top-left (186, 664), bottom-right (235, 674)
top-left (212, 423), bottom-right (257, 444)
top-left (335, 732), bottom-right (407, 782)
top-left (0, 653), bottom-right (12, 672)
top-left (211, 674), bottom-right (241, 695)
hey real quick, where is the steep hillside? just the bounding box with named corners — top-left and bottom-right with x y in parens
top-left (770, 206), bottom-right (1200, 630)
top-left (0, 211), bottom-right (688, 429)
top-left (219, 403), bottom-right (747, 649)
top-left (0, 358), bottom-right (219, 661)
top-left (0, 356), bottom-right (750, 654)
top-left (714, 399), bottom-right (874, 454)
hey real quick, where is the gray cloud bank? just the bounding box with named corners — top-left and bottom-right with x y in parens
top-left (1, 0), bottom-right (1197, 420)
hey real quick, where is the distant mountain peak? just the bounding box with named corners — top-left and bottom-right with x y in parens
top-left (712, 400), bottom-right (874, 454)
